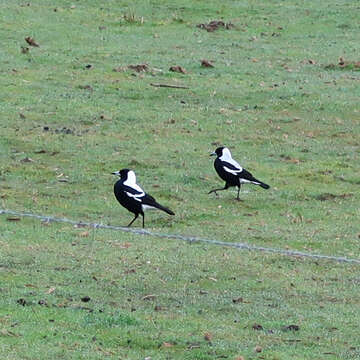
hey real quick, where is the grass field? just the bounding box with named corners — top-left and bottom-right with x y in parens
top-left (1, 0), bottom-right (360, 359)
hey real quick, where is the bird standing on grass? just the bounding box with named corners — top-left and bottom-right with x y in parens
top-left (112, 169), bottom-right (174, 228)
top-left (209, 147), bottom-right (270, 201)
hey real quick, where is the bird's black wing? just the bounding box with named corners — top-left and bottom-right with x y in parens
top-left (142, 193), bottom-right (175, 215)
top-left (115, 182), bottom-right (145, 203)
top-left (141, 193), bottom-right (157, 206)
top-left (239, 168), bottom-right (270, 189)
top-left (238, 168), bottom-right (256, 181)
top-left (121, 184), bottom-right (144, 196)
top-left (221, 160), bottom-right (243, 175)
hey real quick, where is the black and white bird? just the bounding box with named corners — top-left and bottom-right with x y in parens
top-left (209, 147), bottom-right (270, 201)
top-left (112, 169), bottom-right (175, 228)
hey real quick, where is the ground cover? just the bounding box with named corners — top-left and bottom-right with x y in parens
top-left (1, 1), bottom-right (359, 358)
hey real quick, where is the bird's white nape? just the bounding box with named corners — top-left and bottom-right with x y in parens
top-left (125, 170), bottom-right (137, 185)
top-left (220, 147), bottom-right (233, 161)
top-left (219, 148), bottom-right (243, 171)
top-left (123, 170), bottom-right (145, 196)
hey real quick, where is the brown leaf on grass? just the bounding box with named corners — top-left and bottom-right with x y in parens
top-left (197, 20), bottom-right (234, 32)
top-left (162, 342), bottom-right (174, 348)
top-left (339, 57), bottom-right (345, 66)
top-left (6, 217), bottom-right (21, 222)
top-left (96, 347), bottom-right (115, 356)
top-left (119, 242), bottom-right (132, 249)
top-left (34, 149), bottom-right (46, 154)
top-left (16, 298), bottom-right (27, 306)
top-left (279, 154), bottom-right (300, 164)
top-left (252, 323), bottom-right (263, 331)
top-left (201, 59), bottom-right (214, 68)
top-left (315, 193), bottom-right (353, 201)
top-left (325, 57), bottom-right (360, 70)
top-left (46, 287), bottom-right (56, 294)
top-left (24, 284), bottom-right (37, 288)
top-left (142, 294), bottom-right (156, 301)
top-left (232, 297), bottom-right (244, 303)
top-left (79, 231), bottom-right (89, 237)
top-left (124, 268), bottom-right (136, 274)
top-left (20, 157), bottom-right (34, 163)
top-left (99, 114), bottom-right (111, 120)
top-left (169, 65), bottom-right (186, 74)
top-left (21, 46), bottom-right (29, 54)
top-left (112, 66), bottom-right (127, 72)
top-left (204, 332), bottom-right (212, 342)
top-left (288, 158), bottom-right (300, 164)
top-left (25, 36), bottom-right (39, 47)
top-left (114, 64), bottom-right (150, 73)
top-left (128, 64), bottom-right (149, 72)
top-left (244, 211), bottom-right (258, 217)
top-left (154, 305), bottom-right (164, 311)
top-left (254, 345), bottom-right (262, 353)
top-left (78, 85), bottom-right (93, 91)
top-left (281, 324), bottom-right (300, 332)
top-left (0, 329), bottom-right (20, 337)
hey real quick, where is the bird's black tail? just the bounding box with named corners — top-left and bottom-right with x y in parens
top-left (258, 181), bottom-right (270, 189)
top-left (251, 178), bottom-right (270, 189)
top-left (154, 202), bottom-right (175, 215)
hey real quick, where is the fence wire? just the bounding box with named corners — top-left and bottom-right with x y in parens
top-left (1, 208), bottom-right (360, 265)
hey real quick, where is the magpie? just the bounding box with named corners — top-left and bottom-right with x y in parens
top-left (209, 147), bottom-right (270, 201)
top-left (112, 169), bottom-right (175, 228)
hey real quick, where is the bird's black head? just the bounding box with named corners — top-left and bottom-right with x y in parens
top-left (210, 146), bottom-right (225, 157)
top-left (112, 168), bottom-right (131, 179)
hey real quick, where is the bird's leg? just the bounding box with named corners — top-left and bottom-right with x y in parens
top-left (141, 213), bottom-right (145, 228)
top-left (236, 185), bottom-right (242, 201)
top-left (208, 184), bottom-right (229, 196)
top-left (127, 213), bottom-right (139, 227)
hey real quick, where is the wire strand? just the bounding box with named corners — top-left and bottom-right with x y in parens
top-left (1, 208), bottom-right (359, 265)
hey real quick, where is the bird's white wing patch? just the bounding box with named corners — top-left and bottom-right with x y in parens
top-left (125, 191), bottom-right (144, 201)
top-left (219, 149), bottom-right (243, 171)
top-left (123, 171), bottom-right (145, 194)
top-left (142, 204), bottom-right (158, 211)
top-left (227, 158), bottom-right (243, 171)
top-left (223, 166), bottom-right (242, 176)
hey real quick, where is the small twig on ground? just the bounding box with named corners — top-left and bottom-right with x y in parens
top-left (150, 83), bottom-right (189, 89)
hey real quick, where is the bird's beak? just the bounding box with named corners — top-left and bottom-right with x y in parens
top-left (210, 152), bottom-right (216, 157)
top-left (112, 171), bottom-right (120, 176)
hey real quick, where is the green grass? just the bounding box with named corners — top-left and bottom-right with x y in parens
top-left (1, 0), bottom-right (360, 358)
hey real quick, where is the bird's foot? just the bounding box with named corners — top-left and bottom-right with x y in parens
top-left (235, 197), bottom-right (243, 202)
